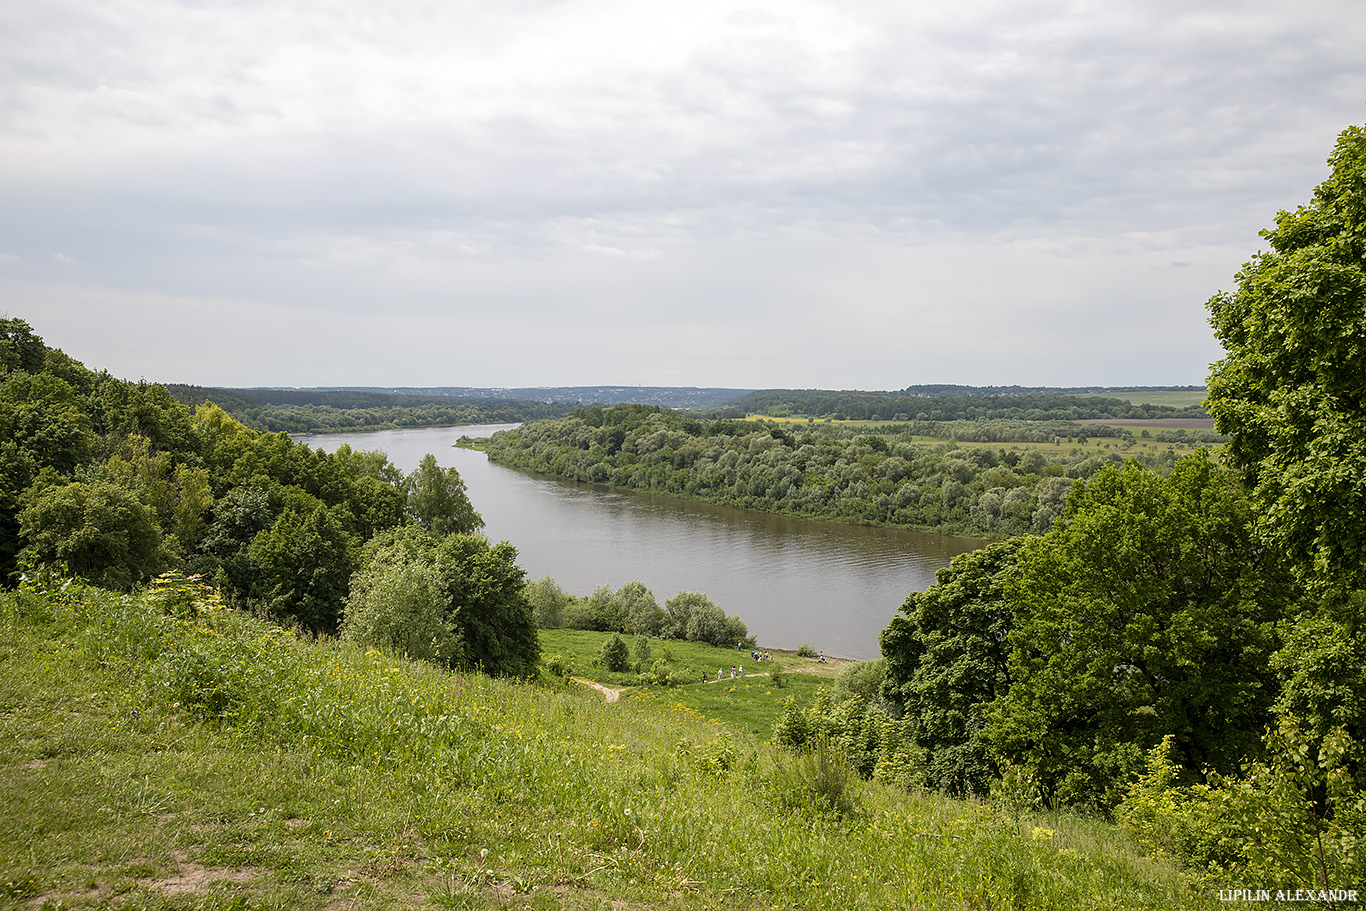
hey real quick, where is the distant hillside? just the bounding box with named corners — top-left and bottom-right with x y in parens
top-left (165, 385), bottom-right (575, 434)
top-left (896, 384), bottom-right (1205, 398)
top-left (730, 388), bottom-right (1208, 422)
top-left (327, 385), bottom-right (756, 410)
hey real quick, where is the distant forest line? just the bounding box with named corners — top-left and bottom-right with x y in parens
top-left (167, 383), bottom-right (1210, 436)
top-left (165, 385), bottom-right (575, 434)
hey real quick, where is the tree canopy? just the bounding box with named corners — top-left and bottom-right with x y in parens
top-left (1206, 123), bottom-right (1366, 591)
top-left (985, 453), bottom-right (1293, 806)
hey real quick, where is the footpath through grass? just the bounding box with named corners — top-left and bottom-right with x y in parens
top-left (538, 628), bottom-right (844, 738)
top-left (1, 578), bottom-right (1213, 910)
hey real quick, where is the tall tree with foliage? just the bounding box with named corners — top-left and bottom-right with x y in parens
top-left (407, 453), bottom-right (483, 536)
top-left (880, 538), bottom-right (1024, 796)
top-left (986, 453), bottom-right (1294, 807)
top-left (1206, 123), bottom-right (1366, 751)
top-left (434, 534), bottom-right (539, 677)
top-left (1206, 123), bottom-right (1366, 591)
top-left (17, 478), bottom-right (171, 590)
top-left (248, 502), bottom-right (355, 633)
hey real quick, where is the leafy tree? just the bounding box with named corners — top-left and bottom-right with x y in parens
top-left (18, 478), bottom-right (170, 590)
top-left (406, 453), bottom-right (483, 536)
top-left (524, 575), bottom-right (572, 628)
top-left (91, 377), bottom-right (199, 462)
top-left (880, 538), bottom-right (1024, 795)
top-left (599, 633), bottom-right (629, 672)
top-left (1206, 123), bottom-right (1366, 591)
top-left (435, 534), bottom-right (539, 677)
top-left (1271, 593), bottom-right (1366, 753)
top-left (333, 444), bottom-right (407, 488)
top-left (664, 590), bottom-right (712, 639)
top-left (341, 552), bottom-right (460, 665)
top-left (986, 453), bottom-right (1293, 807)
top-left (614, 580), bottom-right (665, 636)
top-left (248, 501), bottom-right (355, 633)
top-left (564, 583), bottom-right (625, 631)
top-left (833, 658), bottom-right (888, 707)
top-left (684, 599), bottom-right (731, 646)
top-left (193, 485), bottom-right (275, 600)
top-left (0, 318), bottom-right (47, 375)
top-left (1205, 123), bottom-right (1366, 761)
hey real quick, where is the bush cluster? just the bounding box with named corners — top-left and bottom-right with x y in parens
top-left (524, 576), bottom-right (750, 648)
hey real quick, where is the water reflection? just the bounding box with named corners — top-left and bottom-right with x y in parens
top-left (308, 424), bottom-right (983, 659)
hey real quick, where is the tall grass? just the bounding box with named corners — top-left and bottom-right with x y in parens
top-left (0, 577), bottom-right (1213, 910)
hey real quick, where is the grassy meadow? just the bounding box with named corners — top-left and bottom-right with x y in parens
top-left (1072, 390), bottom-right (1208, 409)
top-left (539, 628), bottom-right (841, 738)
top-left (0, 578), bottom-right (1217, 911)
top-left (742, 415), bottom-right (1215, 460)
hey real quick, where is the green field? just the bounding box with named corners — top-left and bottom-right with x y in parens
top-left (0, 580), bottom-right (1214, 910)
top-left (539, 628), bottom-right (842, 738)
top-left (1074, 389), bottom-right (1208, 408)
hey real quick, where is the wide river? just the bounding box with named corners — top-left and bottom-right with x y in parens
top-left (308, 424), bottom-right (984, 660)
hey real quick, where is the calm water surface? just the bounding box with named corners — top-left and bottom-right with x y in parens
top-left (309, 424), bottom-right (983, 660)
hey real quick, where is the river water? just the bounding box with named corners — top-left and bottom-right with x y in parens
top-left (307, 424), bottom-right (983, 660)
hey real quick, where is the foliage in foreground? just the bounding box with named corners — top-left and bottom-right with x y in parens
top-left (1119, 724), bottom-right (1365, 899)
top-left (0, 575), bottom-right (1211, 910)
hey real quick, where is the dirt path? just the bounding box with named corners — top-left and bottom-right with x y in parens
top-left (572, 677), bottom-right (625, 703)
top-left (572, 657), bottom-right (851, 704)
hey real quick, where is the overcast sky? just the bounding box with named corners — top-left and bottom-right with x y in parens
top-left (2, 0), bottom-right (1363, 391)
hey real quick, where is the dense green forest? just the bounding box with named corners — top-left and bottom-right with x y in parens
top-left (165, 384), bottom-right (574, 434)
top-left (1, 320), bottom-right (541, 676)
top-left (484, 404), bottom-right (1195, 538)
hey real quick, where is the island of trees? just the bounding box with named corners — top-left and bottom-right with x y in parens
top-left (483, 404), bottom-right (1207, 539)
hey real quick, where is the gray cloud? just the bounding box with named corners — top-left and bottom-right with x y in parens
top-left (2, 0), bottom-right (1363, 388)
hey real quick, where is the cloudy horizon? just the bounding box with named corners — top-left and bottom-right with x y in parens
top-left (3, 0), bottom-right (1363, 391)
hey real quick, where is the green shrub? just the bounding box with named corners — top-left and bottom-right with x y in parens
top-left (1118, 719), bottom-right (1366, 890)
top-left (524, 576), bottom-right (571, 628)
top-left (770, 734), bottom-right (859, 818)
top-left (544, 653), bottom-right (574, 678)
top-left (340, 557), bottom-right (460, 666)
top-left (598, 633), bottom-right (629, 672)
top-left (769, 662), bottom-right (788, 688)
top-left (796, 642), bottom-right (818, 658)
top-left (833, 658), bottom-right (886, 705)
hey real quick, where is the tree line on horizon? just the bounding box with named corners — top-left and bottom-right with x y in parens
top-left (165, 384), bottom-right (574, 434)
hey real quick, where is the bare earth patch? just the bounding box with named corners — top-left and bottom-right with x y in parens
top-left (148, 852), bottom-right (254, 895)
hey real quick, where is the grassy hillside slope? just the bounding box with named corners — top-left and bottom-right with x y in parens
top-left (0, 577), bottom-right (1209, 911)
